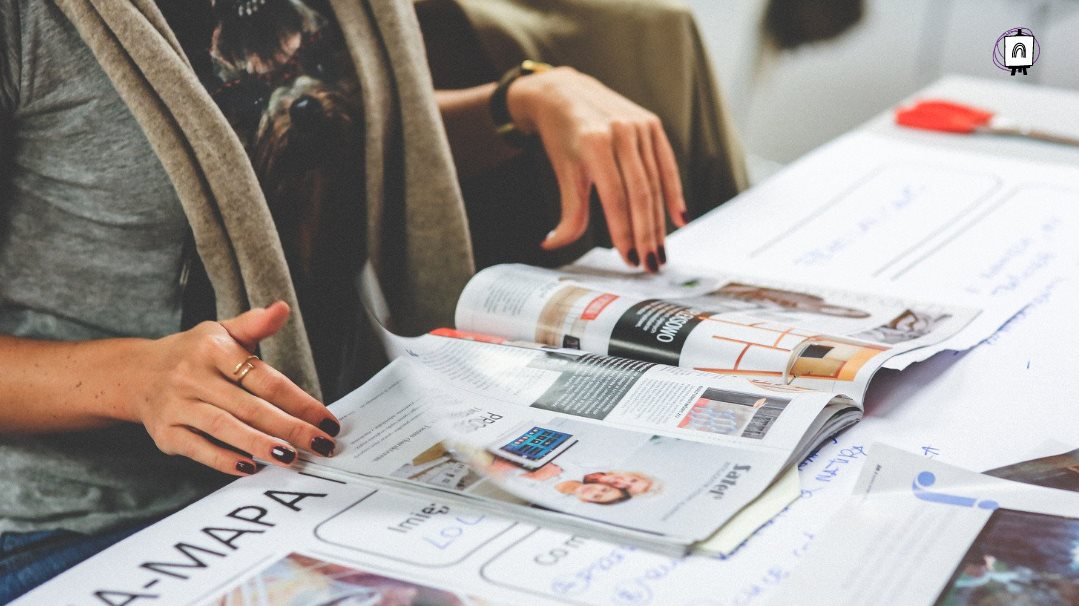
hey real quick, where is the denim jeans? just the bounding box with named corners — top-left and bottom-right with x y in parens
top-left (0, 517), bottom-right (159, 604)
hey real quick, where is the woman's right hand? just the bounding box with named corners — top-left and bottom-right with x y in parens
top-left (125, 301), bottom-right (339, 476)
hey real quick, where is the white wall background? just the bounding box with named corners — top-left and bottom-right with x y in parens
top-left (684, 0), bottom-right (1079, 168)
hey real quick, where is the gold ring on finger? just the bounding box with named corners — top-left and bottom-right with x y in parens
top-left (232, 354), bottom-right (260, 383)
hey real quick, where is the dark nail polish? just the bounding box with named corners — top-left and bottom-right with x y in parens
top-left (628, 248), bottom-right (640, 266)
top-left (658, 245), bottom-right (667, 265)
top-left (311, 436), bottom-right (335, 457)
top-left (270, 445), bottom-right (296, 464)
top-left (236, 460), bottom-right (257, 475)
top-left (646, 252), bottom-right (659, 273)
top-left (681, 210), bottom-right (690, 225)
top-left (319, 418), bottom-right (341, 437)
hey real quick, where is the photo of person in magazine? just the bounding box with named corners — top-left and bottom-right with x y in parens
top-left (391, 427), bottom-right (651, 506)
top-left (553, 471), bottom-right (661, 505)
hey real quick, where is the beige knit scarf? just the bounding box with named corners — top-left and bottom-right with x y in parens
top-left (53, 0), bottom-right (475, 399)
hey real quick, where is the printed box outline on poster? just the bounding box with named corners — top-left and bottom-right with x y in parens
top-left (313, 491), bottom-right (520, 568)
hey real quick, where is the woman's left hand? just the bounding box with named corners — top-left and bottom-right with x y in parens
top-left (507, 66), bottom-right (688, 273)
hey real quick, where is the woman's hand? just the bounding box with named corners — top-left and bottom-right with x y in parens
top-left (507, 67), bottom-right (688, 272)
top-left (125, 302), bottom-right (340, 476)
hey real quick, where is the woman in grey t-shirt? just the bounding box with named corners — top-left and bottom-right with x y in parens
top-left (0, 0), bottom-right (693, 599)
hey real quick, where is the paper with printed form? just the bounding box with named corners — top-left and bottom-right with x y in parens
top-left (765, 444), bottom-right (1079, 606)
top-left (9, 463), bottom-right (814, 606)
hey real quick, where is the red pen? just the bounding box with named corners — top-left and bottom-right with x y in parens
top-left (895, 99), bottom-right (1079, 147)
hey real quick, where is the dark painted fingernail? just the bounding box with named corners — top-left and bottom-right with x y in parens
top-left (236, 460), bottom-right (257, 475)
top-left (319, 418), bottom-right (340, 437)
top-left (627, 248), bottom-right (640, 266)
top-left (681, 210), bottom-right (690, 225)
top-left (270, 445), bottom-right (296, 464)
top-left (311, 436), bottom-right (335, 457)
top-left (646, 252), bottom-right (659, 273)
top-left (658, 245), bottom-right (667, 265)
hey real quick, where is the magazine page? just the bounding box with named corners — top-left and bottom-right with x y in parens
top-left (563, 247), bottom-right (1014, 370)
top-left (765, 443), bottom-right (1079, 606)
top-left (455, 264), bottom-right (979, 402)
top-left (402, 334), bottom-right (851, 452)
top-left (301, 354), bottom-right (845, 548)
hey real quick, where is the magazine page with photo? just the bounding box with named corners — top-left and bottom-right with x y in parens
top-left (564, 247), bottom-right (982, 356)
top-left (295, 347), bottom-right (853, 551)
top-left (452, 260), bottom-right (986, 405)
top-left (400, 335), bottom-right (841, 453)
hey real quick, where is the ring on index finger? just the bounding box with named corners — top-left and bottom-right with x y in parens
top-left (232, 354), bottom-right (260, 384)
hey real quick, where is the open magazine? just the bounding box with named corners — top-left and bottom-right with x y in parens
top-left (452, 257), bottom-right (983, 402)
top-left (293, 258), bottom-right (992, 554)
top-left (301, 348), bottom-right (851, 554)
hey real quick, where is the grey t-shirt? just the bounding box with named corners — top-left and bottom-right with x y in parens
top-left (0, 0), bottom-right (226, 534)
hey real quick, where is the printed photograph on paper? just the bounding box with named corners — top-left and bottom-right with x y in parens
top-left (677, 388), bottom-right (789, 439)
top-left (213, 552), bottom-right (468, 606)
top-left (389, 441), bottom-right (485, 492)
top-left (525, 350), bottom-right (654, 421)
top-left (392, 420), bottom-right (667, 509)
top-left (386, 409), bottom-right (773, 541)
top-left (477, 420), bottom-right (669, 509)
top-left (787, 337), bottom-right (888, 382)
top-left (534, 284), bottom-right (614, 350)
top-left (851, 308), bottom-right (954, 345)
top-left (933, 509), bottom-right (1079, 606)
top-left (986, 448), bottom-right (1079, 493)
top-left (707, 282), bottom-right (872, 319)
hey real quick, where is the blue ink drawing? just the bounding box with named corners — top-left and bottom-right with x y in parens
top-left (913, 471), bottom-right (999, 510)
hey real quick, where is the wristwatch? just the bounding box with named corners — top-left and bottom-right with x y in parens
top-left (489, 59), bottom-right (553, 148)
